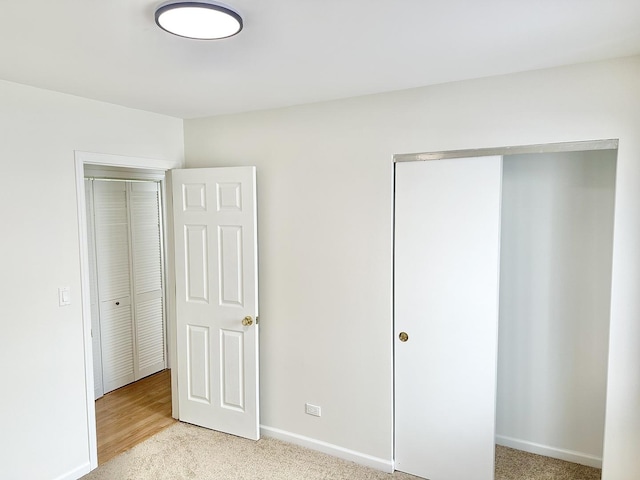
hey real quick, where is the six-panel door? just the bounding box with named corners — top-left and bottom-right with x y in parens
top-left (172, 167), bottom-right (259, 440)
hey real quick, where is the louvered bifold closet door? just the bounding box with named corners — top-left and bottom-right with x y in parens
top-left (93, 180), bottom-right (135, 394)
top-left (129, 181), bottom-right (166, 379)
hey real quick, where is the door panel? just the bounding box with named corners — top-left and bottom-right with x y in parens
top-left (394, 156), bottom-right (502, 480)
top-left (218, 225), bottom-right (244, 306)
top-left (93, 181), bottom-right (134, 393)
top-left (184, 224), bottom-right (209, 302)
top-left (99, 296), bottom-right (134, 393)
top-left (220, 329), bottom-right (244, 410)
top-left (94, 182), bottom-right (131, 301)
top-left (172, 167), bottom-right (259, 440)
top-left (129, 181), bottom-right (166, 379)
top-left (135, 295), bottom-right (165, 377)
top-left (187, 325), bottom-right (211, 403)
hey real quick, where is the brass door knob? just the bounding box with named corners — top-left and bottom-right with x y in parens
top-left (399, 332), bottom-right (409, 342)
top-left (242, 316), bottom-right (253, 326)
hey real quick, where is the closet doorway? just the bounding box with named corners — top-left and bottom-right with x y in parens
top-left (394, 140), bottom-right (617, 480)
top-left (84, 165), bottom-right (168, 399)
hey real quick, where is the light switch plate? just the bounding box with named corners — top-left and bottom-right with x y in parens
top-left (58, 287), bottom-right (71, 306)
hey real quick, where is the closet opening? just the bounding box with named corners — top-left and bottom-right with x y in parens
top-left (84, 164), bottom-right (174, 464)
top-left (393, 139), bottom-right (617, 480)
top-left (495, 149), bottom-right (616, 479)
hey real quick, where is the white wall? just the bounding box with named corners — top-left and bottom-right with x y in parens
top-left (0, 79), bottom-right (183, 480)
top-left (184, 55), bottom-right (640, 479)
top-left (496, 151), bottom-right (616, 466)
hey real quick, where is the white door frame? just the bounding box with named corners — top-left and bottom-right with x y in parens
top-left (74, 151), bottom-right (182, 470)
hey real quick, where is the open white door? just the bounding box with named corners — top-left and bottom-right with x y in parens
top-left (394, 156), bottom-right (502, 480)
top-left (171, 166), bottom-right (259, 440)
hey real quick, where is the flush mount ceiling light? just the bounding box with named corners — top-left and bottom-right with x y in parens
top-left (155, 1), bottom-right (243, 40)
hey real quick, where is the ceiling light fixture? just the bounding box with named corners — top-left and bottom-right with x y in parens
top-left (155, 1), bottom-right (243, 40)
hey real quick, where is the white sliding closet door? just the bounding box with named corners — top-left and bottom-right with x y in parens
top-left (394, 156), bottom-right (502, 480)
top-left (93, 181), bottom-right (135, 393)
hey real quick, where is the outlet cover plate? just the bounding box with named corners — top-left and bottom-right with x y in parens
top-left (305, 403), bottom-right (321, 417)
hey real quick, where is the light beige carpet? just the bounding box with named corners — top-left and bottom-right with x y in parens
top-left (82, 422), bottom-right (419, 480)
top-left (82, 422), bottom-right (601, 480)
top-left (495, 445), bottom-right (601, 480)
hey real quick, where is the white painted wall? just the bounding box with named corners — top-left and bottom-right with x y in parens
top-left (0, 79), bottom-right (183, 480)
top-left (496, 151), bottom-right (616, 466)
top-left (184, 55), bottom-right (640, 479)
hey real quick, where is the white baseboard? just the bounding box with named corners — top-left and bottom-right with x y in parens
top-left (260, 425), bottom-right (394, 473)
top-left (52, 462), bottom-right (91, 480)
top-left (496, 434), bottom-right (602, 469)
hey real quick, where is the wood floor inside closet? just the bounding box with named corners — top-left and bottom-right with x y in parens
top-left (96, 369), bottom-right (175, 464)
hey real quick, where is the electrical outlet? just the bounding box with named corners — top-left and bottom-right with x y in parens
top-left (305, 403), bottom-right (321, 417)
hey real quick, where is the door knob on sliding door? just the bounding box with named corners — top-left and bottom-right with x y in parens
top-left (242, 316), bottom-right (253, 326)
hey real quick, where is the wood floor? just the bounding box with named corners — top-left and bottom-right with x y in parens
top-left (96, 369), bottom-right (176, 465)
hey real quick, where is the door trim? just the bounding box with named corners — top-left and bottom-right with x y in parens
top-left (394, 138), bottom-right (618, 163)
top-left (74, 151), bottom-right (182, 470)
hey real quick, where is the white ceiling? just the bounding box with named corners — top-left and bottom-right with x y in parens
top-left (1, 0), bottom-right (639, 119)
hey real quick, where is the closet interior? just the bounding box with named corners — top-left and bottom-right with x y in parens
top-left (496, 149), bottom-right (616, 469)
top-left (85, 167), bottom-right (167, 399)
